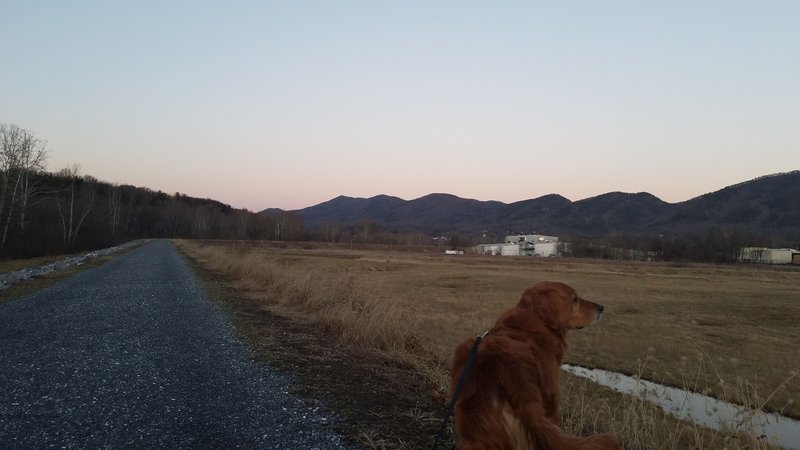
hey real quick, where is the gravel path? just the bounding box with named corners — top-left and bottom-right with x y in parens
top-left (0, 240), bottom-right (350, 449)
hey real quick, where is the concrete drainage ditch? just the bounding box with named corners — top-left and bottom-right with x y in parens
top-left (563, 364), bottom-right (800, 449)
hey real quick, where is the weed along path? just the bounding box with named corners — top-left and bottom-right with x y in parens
top-left (0, 240), bottom-right (349, 449)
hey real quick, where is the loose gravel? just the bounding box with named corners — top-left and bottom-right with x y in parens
top-left (0, 240), bottom-right (350, 449)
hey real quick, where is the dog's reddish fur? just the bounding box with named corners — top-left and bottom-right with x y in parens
top-left (450, 281), bottom-right (622, 450)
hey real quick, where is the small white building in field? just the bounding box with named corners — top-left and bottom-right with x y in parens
top-left (739, 247), bottom-right (799, 264)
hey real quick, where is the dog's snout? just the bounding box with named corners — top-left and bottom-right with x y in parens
top-left (597, 304), bottom-right (604, 313)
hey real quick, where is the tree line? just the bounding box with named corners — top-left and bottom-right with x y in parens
top-left (4, 123), bottom-right (793, 263)
top-left (0, 123), bottom-right (304, 260)
top-left (1, 123), bottom-right (445, 260)
top-left (557, 227), bottom-right (794, 264)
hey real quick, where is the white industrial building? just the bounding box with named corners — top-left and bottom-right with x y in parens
top-left (475, 234), bottom-right (560, 257)
top-left (475, 243), bottom-right (524, 256)
top-left (739, 247), bottom-right (799, 264)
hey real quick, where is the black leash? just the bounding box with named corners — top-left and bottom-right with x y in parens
top-left (431, 331), bottom-right (489, 450)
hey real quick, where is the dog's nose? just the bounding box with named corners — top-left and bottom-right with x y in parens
top-left (597, 304), bottom-right (604, 313)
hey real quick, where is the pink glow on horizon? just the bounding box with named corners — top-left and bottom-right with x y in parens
top-left (4, 2), bottom-right (798, 213)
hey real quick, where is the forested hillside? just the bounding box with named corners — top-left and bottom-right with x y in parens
top-left (289, 173), bottom-right (800, 249)
top-left (1, 123), bottom-right (302, 259)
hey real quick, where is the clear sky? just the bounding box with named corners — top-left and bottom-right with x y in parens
top-left (2, 1), bottom-right (798, 211)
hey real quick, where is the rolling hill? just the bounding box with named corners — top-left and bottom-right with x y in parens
top-left (267, 171), bottom-right (800, 241)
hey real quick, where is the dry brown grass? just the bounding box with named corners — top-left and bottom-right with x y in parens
top-left (176, 239), bottom-right (800, 450)
top-left (174, 240), bottom-right (433, 367)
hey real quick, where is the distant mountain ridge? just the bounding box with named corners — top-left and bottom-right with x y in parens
top-left (267, 171), bottom-right (800, 240)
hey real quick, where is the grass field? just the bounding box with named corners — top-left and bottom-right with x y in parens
top-left (177, 239), bottom-right (800, 449)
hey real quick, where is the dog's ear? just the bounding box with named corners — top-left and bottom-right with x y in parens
top-left (517, 286), bottom-right (562, 325)
top-left (517, 284), bottom-right (558, 313)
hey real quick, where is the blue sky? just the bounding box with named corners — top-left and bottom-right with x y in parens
top-left (2, 1), bottom-right (798, 211)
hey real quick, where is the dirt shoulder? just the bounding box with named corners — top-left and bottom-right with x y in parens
top-left (179, 247), bottom-right (452, 449)
top-left (0, 242), bottom-right (145, 305)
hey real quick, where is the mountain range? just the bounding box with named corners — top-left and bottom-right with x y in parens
top-left (268, 171), bottom-right (800, 241)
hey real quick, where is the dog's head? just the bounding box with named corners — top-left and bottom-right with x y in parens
top-left (516, 281), bottom-right (604, 331)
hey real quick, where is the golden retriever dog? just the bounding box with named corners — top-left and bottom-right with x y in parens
top-left (450, 281), bottom-right (622, 450)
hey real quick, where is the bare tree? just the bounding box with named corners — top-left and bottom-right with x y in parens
top-left (121, 186), bottom-right (142, 235)
top-left (0, 124), bottom-right (22, 249)
top-left (0, 123), bottom-right (48, 249)
top-left (271, 212), bottom-right (288, 240)
top-left (107, 184), bottom-right (122, 238)
top-left (322, 222), bottom-right (339, 242)
top-left (358, 221), bottom-right (373, 242)
top-left (56, 164), bottom-right (94, 249)
top-left (263, 210), bottom-right (303, 241)
top-left (191, 204), bottom-right (212, 238)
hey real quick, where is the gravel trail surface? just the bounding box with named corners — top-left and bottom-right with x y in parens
top-left (0, 240), bottom-right (350, 449)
